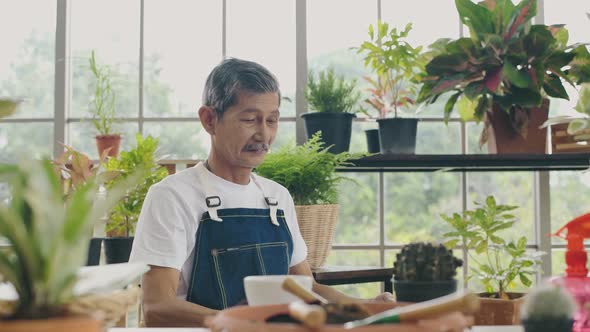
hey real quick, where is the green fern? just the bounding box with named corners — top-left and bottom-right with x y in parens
top-left (255, 132), bottom-right (364, 205)
top-left (305, 67), bottom-right (362, 114)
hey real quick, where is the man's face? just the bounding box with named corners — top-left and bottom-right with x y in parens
top-left (211, 91), bottom-right (280, 169)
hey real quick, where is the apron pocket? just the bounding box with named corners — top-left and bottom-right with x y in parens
top-left (212, 241), bottom-right (289, 308)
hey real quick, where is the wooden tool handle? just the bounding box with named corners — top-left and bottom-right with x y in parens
top-left (288, 302), bottom-right (327, 328)
top-left (398, 292), bottom-right (480, 322)
top-left (282, 277), bottom-right (327, 304)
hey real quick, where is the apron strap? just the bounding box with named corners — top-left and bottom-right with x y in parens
top-left (201, 161), bottom-right (223, 222)
top-left (252, 176), bottom-right (280, 226)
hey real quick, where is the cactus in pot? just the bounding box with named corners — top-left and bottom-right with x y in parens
top-left (520, 284), bottom-right (577, 332)
top-left (393, 242), bottom-right (463, 302)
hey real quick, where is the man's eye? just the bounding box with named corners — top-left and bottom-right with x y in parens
top-left (267, 118), bottom-right (278, 124)
top-left (241, 118), bottom-right (255, 122)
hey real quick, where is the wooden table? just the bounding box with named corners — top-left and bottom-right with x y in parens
top-left (312, 266), bottom-right (394, 293)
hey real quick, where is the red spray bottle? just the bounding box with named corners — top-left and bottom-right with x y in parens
top-left (551, 212), bottom-right (590, 331)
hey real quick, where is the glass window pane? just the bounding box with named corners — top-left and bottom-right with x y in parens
top-left (325, 250), bottom-right (380, 297)
top-left (0, 123), bottom-right (53, 162)
top-left (550, 172), bottom-right (590, 245)
top-left (273, 121), bottom-right (296, 151)
top-left (227, 0), bottom-right (296, 117)
top-left (143, 122), bottom-right (209, 160)
top-left (0, 1), bottom-right (56, 119)
top-left (144, 0), bottom-right (222, 117)
top-left (307, 0), bottom-right (376, 119)
top-left (70, 0), bottom-right (140, 118)
top-left (384, 173), bottom-right (461, 244)
top-left (416, 121), bottom-right (461, 154)
top-left (466, 122), bottom-right (488, 154)
top-left (381, 0), bottom-right (459, 48)
top-left (466, 173), bottom-right (535, 243)
top-left (335, 173), bottom-right (379, 245)
top-left (67, 121), bottom-right (139, 159)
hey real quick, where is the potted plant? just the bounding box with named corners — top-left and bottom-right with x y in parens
top-left (89, 50), bottom-right (121, 158)
top-left (357, 21), bottom-right (425, 154)
top-left (440, 195), bottom-right (543, 325)
top-left (255, 132), bottom-right (363, 268)
top-left (0, 157), bottom-right (144, 331)
top-left (102, 133), bottom-right (168, 264)
top-left (418, 0), bottom-right (590, 154)
top-left (302, 67), bottom-right (363, 154)
top-left (53, 145), bottom-right (120, 266)
top-left (392, 242), bottom-right (463, 302)
top-left (520, 284), bottom-right (577, 332)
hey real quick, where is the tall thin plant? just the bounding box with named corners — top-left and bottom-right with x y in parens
top-left (88, 50), bottom-right (117, 136)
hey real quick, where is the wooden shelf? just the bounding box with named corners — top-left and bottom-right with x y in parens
top-left (337, 153), bottom-right (590, 172)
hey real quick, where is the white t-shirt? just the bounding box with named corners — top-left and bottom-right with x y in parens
top-left (129, 162), bottom-right (308, 299)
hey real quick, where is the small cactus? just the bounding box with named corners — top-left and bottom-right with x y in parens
top-left (521, 284), bottom-right (577, 321)
top-left (393, 242), bottom-right (463, 282)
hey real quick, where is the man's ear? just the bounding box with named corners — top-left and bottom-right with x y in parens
top-left (198, 106), bottom-right (217, 135)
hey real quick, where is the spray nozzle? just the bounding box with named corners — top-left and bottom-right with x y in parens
top-left (551, 212), bottom-right (590, 278)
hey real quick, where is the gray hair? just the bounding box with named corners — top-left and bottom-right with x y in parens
top-left (202, 58), bottom-right (281, 118)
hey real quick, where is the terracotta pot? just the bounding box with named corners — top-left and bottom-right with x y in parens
top-left (206, 303), bottom-right (474, 332)
top-left (0, 316), bottom-right (101, 332)
top-left (96, 134), bottom-right (121, 158)
top-left (486, 99), bottom-right (549, 154)
top-left (473, 292), bottom-right (525, 325)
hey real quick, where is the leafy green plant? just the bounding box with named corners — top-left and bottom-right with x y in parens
top-left (255, 132), bottom-right (363, 205)
top-left (417, 0), bottom-right (590, 145)
top-left (357, 21), bottom-right (425, 118)
top-left (88, 50), bottom-right (118, 136)
top-left (104, 134), bottom-right (168, 237)
top-left (0, 158), bottom-right (145, 319)
top-left (305, 67), bottom-right (362, 114)
top-left (440, 196), bottom-right (543, 299)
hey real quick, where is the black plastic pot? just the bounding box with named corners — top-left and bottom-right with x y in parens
top-left (393, 279), bottom-right (457, 302)
top-left (377, 118), bottom-right (419, 154)
top-left (301, 112), bottom-right (355, 154)
top-left (103, 237), bottom-right (134, 264)
top-left (522, 318), bottom-right (574, 332)
top-left (86, 237), bottom-right (103, 266)
top-left (365, 129), bottom-right (380, 153)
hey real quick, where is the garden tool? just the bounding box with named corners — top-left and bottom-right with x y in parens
top-left (282, 277), bottom-right (371, 324)
top-left (343, 290), bottom-right (480, 329)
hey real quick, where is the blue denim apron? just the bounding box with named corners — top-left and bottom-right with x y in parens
top-left (185, 171), bottom-right (294, 310)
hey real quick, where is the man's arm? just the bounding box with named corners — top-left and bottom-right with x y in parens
top-left (142, 265), bottom-right (218, 327)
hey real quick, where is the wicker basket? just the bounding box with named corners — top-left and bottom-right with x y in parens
top-left (551, 122), bottom-right (590, 153)
top-left (295, 204), bottom-right (339, 269)
top-left (0, 286), bottom-right (140, 328)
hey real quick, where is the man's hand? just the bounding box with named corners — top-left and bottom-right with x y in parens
top-left (370, 292), bottom-right (395, 303)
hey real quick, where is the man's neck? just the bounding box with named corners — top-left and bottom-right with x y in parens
top-left (205, 157), bottom-right (252, 185)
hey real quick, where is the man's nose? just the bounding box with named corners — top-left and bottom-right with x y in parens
top-left (255, 120), bottom-right (272, 141)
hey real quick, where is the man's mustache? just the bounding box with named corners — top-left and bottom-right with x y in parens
top-left (245, 143), bottom-right (270, 151)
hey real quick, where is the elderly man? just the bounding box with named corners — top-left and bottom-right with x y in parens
top-left (129, 58), bottom-right (393, 327)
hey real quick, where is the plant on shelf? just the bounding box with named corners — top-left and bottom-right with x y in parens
top-left (104, 134), bottom-right (168, 239)
top-left (392, 242), bottom-right (463, 302)
top-left (302, 67), bottom-right (363, 154)
top-left (417, 0), bottom-right (590, 154)
top-left (520, 284), bottom-right (577, 332)
top-left (441, 195), bottom-right (543, 325)
top-left (356, 21), bottom-right (426, 154)
top-left (255, 132), bottom-right (364, 268)
top-left (357, 21), bottom-right (425, 119)
top-left (88, 50), bottom-right (121, 157)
